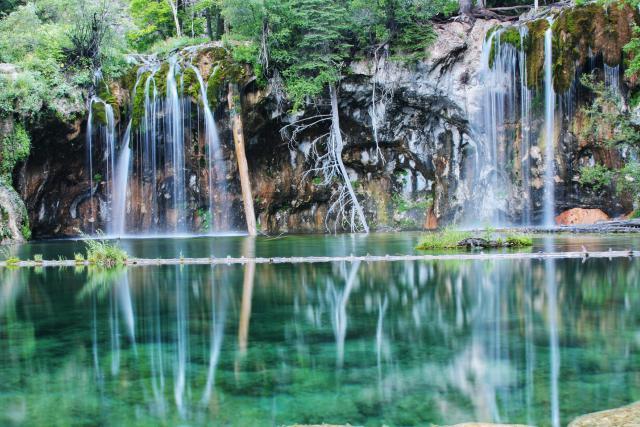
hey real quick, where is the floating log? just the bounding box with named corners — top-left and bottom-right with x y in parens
top-left (1, 250), bottom-right (638, 269)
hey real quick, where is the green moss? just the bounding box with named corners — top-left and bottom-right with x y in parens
top-left (153, 62), bottom-right (170, 95)
top-left (524, 19), bottom-right (550, 89)
top-left (489, 26), bottom-right (522, 69)
top-left (1, 123), bottom-right (31, 182)
top-left (90, 100), bottom-right (107, 126)
top-left (207, 64), bottom-right (224, 109)
top-left (131, 71), bottom-right (151, 128)
top-left (181, 67), bottom-right (200, 101)
top-left (549, 1), bottom-right (637, 92)
top-left (121, 65), bottom-right (141, 94)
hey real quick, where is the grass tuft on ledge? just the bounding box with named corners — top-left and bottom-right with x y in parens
top-left (85, 239), bottom-right (128, 268)
top-left (416, 229), bottom-right (534, 250)
top-left (416, 229), bottom-right (472, 250)
top-left (505, 233), bottom-right (534, 247)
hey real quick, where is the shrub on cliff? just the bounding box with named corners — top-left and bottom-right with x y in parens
top-left (0, 123), bottom-right (30, 183)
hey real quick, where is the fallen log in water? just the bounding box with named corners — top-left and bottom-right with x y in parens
top-left (1, 250), bottom-right (639, 268)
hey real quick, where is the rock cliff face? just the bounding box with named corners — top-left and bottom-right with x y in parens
top-left (7, 5), bottom-right (639, 239)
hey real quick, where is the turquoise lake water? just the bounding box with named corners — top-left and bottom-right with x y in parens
top-left (1, 233), bottom-right (639, 426)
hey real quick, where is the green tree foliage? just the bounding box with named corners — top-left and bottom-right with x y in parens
top-left (0, 0), bottom-right (128, 120)
top-left (128, 0), bottom-right (176, 50)
top-left (221, 0), bottom-right (457, 109)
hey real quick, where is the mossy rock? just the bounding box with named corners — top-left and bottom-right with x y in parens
top-left (131, 71), bottom-right (152, 129)
top-left (489, 26), bottom-right (522, 68)
top-left (90, 100), bottom-right (108, 126)
top-left (523, 18), bottom-right (550, 89)
top-left (551, 1), bottom-right (638, 92)
top-left (181, 67), bottom-right (201, 101)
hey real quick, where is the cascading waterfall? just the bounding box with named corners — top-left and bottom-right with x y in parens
top-left (111, 121), bottom-right (132, 236)
top-left (543, 20), bottom-right (556, 227)
top-left (166, 55), bottom-right (187, 232)
top-left (190, 64), bottom-right (229, 229)
top-left (519, 26), bottom-right (533, 225)
top-left (87, 97), bottom-right (117, 228)
top-left (470, 29), bottom-right (519, 225)
top-left (86, 50), bottom-right (232, 236)
top-left (604, 64), bottom-right (621, 94)
top-left (471, 20), bottom-right (562, 227)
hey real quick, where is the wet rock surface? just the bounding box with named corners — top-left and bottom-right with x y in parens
top-left (555, 208), bottom-right (610, 225)
top-left (10, 6), bottom-right (639, 238)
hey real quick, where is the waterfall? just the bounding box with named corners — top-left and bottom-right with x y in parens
top-left (190, 64), bottom-right (229, 229)
top-left (519, 26), bottom-right (533, 225)
top-left (86, 102), bottom-right (95, 230)
top-left (87, 97), bottom-right (117, 228)
top-left (111, 121), bottom-right (132, 236)
top-left (469, 29), bottom-right (519, 225)
top-left (166, 55), bottom-right (187, 232)
top-left (604, 64), bottom-right (621, 95)
top-left (86, 49), bottom-right (232, 236)
top-left (543, 21), bottom-right (556, 227)
top-left (142, 71), bottom-right (160, 231)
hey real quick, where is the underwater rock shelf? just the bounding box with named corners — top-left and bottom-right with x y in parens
top-left (2, 250), bottom-right (639, 268)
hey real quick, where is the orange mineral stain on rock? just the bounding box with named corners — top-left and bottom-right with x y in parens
top-left (555, 208), bottom-right (609, 225)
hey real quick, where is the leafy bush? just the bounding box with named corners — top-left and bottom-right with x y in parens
top-left (579, 164), bottom-right (613, 191)
top-left (1, 123), bottom-right (31, 182)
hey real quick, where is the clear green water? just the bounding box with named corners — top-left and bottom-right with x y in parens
top-left (1, 234), bottom-right (640, 426)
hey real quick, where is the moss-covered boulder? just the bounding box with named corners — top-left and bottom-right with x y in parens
top-left (551, 2), bottom-right (638, 92)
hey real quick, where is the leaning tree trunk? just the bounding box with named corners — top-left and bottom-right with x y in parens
top-left (228, 83), bottom-right (257, 236)
top-left (329, 85), bottom-right (369, 233)
top-left (167, 0), bottom-right (182, 37)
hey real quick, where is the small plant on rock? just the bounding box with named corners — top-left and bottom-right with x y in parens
top-left (85, 238), bottom-right (128, 268)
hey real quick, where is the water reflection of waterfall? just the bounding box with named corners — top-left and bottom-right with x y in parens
top-left (86, 51), bottom-right (232, 236)
top-left (32, 253), bottom-right (639, 425)
top-left (544, 238), bottom-right (561, 427)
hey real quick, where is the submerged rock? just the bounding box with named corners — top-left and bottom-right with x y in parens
top-left (555, 208), bottom-right (610, 225)
top-left (568, 401), bottom-right (640, 426)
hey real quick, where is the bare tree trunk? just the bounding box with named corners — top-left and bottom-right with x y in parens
top-left (167, 0), bottom-right (182, 37)
top-left (329, 85), bottom-right (369, 233)
top-left (459, 0), bottom-right (473, 14)
top-left (228, 83), bottom-right (257, 236)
